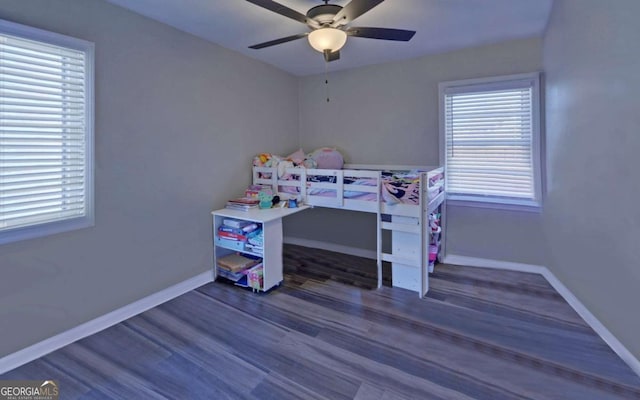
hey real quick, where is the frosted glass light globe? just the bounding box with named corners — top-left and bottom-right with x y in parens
top-left (308, 28), bottom-right (347, 53)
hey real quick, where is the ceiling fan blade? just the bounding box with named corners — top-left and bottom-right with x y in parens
top-left (332, 0), bottom-right (385, 26)
top-left (249, 33), bottom-right (308, 49)
top-left (246, 0), bottom-right (309, 25)
top-left (347, 27), bottom-right (416, 41)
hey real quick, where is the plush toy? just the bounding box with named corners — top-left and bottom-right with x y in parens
top-left (253, 153), bottom-right (272, 167)
top-left (302, 157), bottom-right (317, 169)
top-left (258, 191), bottom-right (273, 209)
top-left (277, 159), bottom-right (294, 179)
top-left (287, 148), bottom-right (306, 165)
top-left (308, 147), bottom-right (344, 169)
top-left (429, 213), bottom-right (441, 231)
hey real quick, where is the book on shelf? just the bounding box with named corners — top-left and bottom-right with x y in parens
top-left (217, 267), bottom-right (246, 282)
top-left (217, 253), bottom-right (261, 273)
top-left (225, 203), bottom-right (257, 211)
top-left (218, 225), bottom-right (246, 235)
top-left (244, 243), bottom-right (263, 252)
top-left (218, 223), bottom-right (259, 235)
top-left (244, 245), bottom-right (263, 256)
top-left (227, 197), bottom-right (260, 205)
top-left (225, 197), bottom-right (260, 211)
top-left (222, 218), bottom-right (253, 229)
top-left (219, 263), bottom-right (263, 289)
top-left (217, 231), bottom-right (248, 242)
top-left (225, 203), bottom-right (258, 211)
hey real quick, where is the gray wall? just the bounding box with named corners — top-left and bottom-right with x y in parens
top-left (543, 0), bottom-right (640, 359)
top-left (5, 0), bottom-right (638, 365)
top-left (286, 37), bottom-right (546, 266)
top-left (0, 0), bottom-right (298, 357)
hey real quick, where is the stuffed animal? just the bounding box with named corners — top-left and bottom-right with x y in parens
top-left (308, 147), bottom-right (344, 169)
top-left (258, 191), bottom-right (273, 209)
top-left (277, 160), bottom-right (294, 179)
top-left (286, 148), bottom-right (306, 165)
top-left (302, 157), bottom-right (317, 169)
top-left (253, 153), bottom-right (272, 167)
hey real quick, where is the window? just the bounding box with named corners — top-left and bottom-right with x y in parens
top-left (439, 73), bottom-right (542, 210)
top-left (0, 19), bottom-right (94, 244)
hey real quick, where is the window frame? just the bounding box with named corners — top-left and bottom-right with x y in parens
top-left (438, 72), bottom-right (543, 212)
top-left (0, 19), bottom-right (95, 245)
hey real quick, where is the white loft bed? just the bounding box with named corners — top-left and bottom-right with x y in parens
top-left (252, 163), bottom-right (446, 297)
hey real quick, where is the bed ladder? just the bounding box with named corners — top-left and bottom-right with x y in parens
top-left (377, 173), bottom-right (428, 297)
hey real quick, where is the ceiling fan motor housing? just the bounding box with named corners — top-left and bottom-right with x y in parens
top-left (307, 4), bottom-right (343, 25)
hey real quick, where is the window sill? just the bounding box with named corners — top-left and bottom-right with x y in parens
top-left (0, 215), bottom-right (94, 245)
top-left (446, 195), bottom-right (542, 213)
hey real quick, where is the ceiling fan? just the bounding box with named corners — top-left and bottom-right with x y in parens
top-left (246, 0), bottom-right (416, 62)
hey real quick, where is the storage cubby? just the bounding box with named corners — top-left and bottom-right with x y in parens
top-left (211, 206), bottom-right (308, 292)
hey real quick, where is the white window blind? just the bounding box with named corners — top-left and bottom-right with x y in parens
top-left (441, 74), bottom-right (541, 207)
top-left (0, 19), bottom-right (94, 243)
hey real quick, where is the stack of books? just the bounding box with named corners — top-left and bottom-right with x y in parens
top-left (217, 253), bottom-right (263, 284)
top-left (245, 184), bottom-right (273, 199)
top-left (225, 197), bottom-right (259, 211)
top-left (217, 253), bottom-right (261, 273)
top-left (217, 219), bottom-right (263, 255)
top-left (218, 221), bottom-right (260, 242)
top-left (245, 229), bottom-right (263, 254)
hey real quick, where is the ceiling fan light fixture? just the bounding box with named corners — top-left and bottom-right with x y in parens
top-left (308, 27), bottom-right (347, 53)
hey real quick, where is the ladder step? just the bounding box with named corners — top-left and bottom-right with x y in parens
top-left (381, 221), bottom-right (421, 234)
top-left (381, 252), bottom-right (420, 267)
top-left (427, 191), bottom-right (445, 213)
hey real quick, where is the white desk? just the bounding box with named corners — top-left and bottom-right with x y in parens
top-left (211, 205), bottom-right (309, 291)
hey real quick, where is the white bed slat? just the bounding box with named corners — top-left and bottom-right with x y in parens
top-left (381, 221), bottom-right (421, 234)
top-left (343, 184), bottom-right (377, 193)
top-left (381, 252), bottom-right (420, 267)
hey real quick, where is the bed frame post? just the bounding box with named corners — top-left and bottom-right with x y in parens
top-left (438, 168), bottom-right (446, 263)
top-left (376, 171), bottom-right (382, 289)
top-left (420, 172), bottom-right (428, 297)
top-left (299, 168), bottom-right (307, 201)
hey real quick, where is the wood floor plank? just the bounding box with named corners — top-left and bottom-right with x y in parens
top-left (428, 270), bottom-right (586, 326)
top-left (197, 282), bottom-right (324, 337)
top-left (124, 310), bottom-right (267, 394)
top-left (293, 279), bottom-right (611, 397)
top-left (259, 291), bottom-right (375, 335)
top-left (426, 287), bottom-right (590, 334)
top-left (250, 371), bottom-right (331, 400)
top-left (286, 273), bottom-right (635, 386)
top-left (363, 313), bottom-right (635, 400)
top-left (353, 383), bottom-right (417, 400)
top-left (353, 383), bottom-right (387, 400)
top-left (1, 357), bottom-right (92, 399)
top-left (53, 344), bottom-right (169, 399)
top-left (277, 330), bottom-right (478, 400)
top-left (3, 243), bottom-right (640, 399)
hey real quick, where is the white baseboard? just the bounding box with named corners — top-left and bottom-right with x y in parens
top-left (539, 269), bottom-right (640, 378)
top-left (284, 236), bottom-right (377, 260)
top-left (0, 270), bottom-right (213, 375)
top-left (443, 254), bottom-right (546, 275)
top-left (443, 254), bottom-right (640, 378)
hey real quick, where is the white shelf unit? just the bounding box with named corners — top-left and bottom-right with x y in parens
top-left (211, 206), bottom-right (309, 292)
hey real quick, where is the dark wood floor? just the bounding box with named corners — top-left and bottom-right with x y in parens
top-left (3, 244), bottom-right (640, 399)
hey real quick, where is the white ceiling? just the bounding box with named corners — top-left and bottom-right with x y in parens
top-left (105, 0), bottom-right (554, 76)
